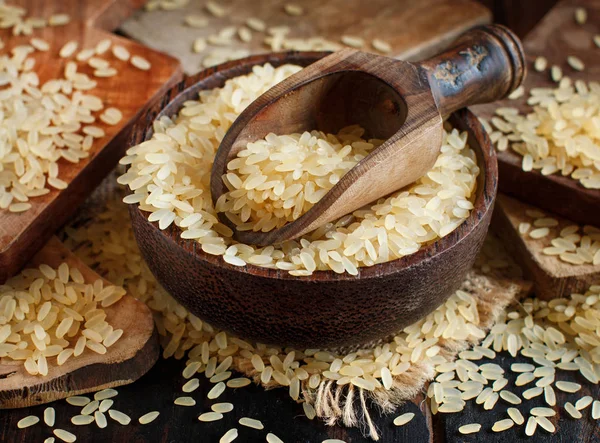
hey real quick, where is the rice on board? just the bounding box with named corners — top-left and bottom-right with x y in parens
top-left (284, 4), bottom-right (304, 16)
top-left (44, 407), bottom-right (56, 426)
top-left (212, 403), bottom-right (234, 413)
top-left (458, 423), bottom-right (481, 434)
top-left (517, 209), bottom-right (600, 266)
top-left (66, 397), bottom-right (90, 407)
top-left (17, 416), bottom-right (39, 428)
top-left (108, 409), bottom-right (131, 425)
top-left (393, 412), bottom-right (415, 426)
top-left (131, 55), bottom-right (151, 71)
top-left (94, 389), bottom-right (118, 401)
top-left (71, 415), bottom-right (94, 425)
top-left (145, 0), bottom-right (189, 11)
top-left (239, 417), bottom-right (264, 429)
top-left (94, 411), bottom-right (107, 428)
top-left (138, 411), bottom-right (160, 424)
top-left (99, 400), bottom-right (113, 413)
top-left (0, 263), bottom-right (125, 376)
top-left (575, 7), bottom-right (587, 25)
top-left (0, 34), bottom-right (129, 213)
top-left (481, 78), bottom-right (600, 190)
top-left (198, 412), bottom-right (224, 422)
top-left (53, 429), bottom-right (77, 442)
top-left (219, 428), bottom-right (238, 443)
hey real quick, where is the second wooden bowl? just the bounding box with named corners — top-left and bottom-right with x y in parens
top-left (128, 52), bottom-right (498, 349)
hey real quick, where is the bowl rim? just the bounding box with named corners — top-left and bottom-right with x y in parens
top-left (128, 51), bottom-right (498, 282)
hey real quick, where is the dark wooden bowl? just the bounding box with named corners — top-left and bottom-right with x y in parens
top-left (128, 52), bottom-right (498, 349)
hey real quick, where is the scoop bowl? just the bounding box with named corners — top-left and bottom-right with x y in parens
top-left (128, 52), bottom-right (498, 349)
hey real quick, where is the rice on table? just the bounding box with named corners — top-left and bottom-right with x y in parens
top-left (120, 63), bottom-right (479, 276)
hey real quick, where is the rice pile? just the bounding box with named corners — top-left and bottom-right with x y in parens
top-left (119, 63), bottom-right (479, 276)
top-left (13, 190), bottom-right (586, 440)
top-left (430, 283), bottom-right (600, 435)
top-left (216, 126), bottom-right (381, 231)
top-left (0, 45), bottom-right (108, 212)
top-left (482, 78), bottom-right (600, 190)
top-left (0, 0), bottom-right (158, 215)
top-left (0, 263), bottom-right (125, 376)
top-left (0, 34), bottom-right (143, 213)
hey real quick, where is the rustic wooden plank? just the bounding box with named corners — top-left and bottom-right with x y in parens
top-left (471, 0), bottom-right (600, 227)
top-left (492, 194), bottom-right (600, 300)
top-left (0, 0), bottom-right (183, 283)
top-left (120, 0), bottom-right (491, 75)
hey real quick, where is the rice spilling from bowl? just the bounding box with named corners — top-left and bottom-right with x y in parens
top-left (120, 63), bottom-right (479, 275)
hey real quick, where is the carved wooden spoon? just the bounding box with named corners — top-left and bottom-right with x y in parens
top-left (211, 24), bottom-right (525, 246)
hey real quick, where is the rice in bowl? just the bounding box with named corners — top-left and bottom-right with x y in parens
top-left (120, 63), bottom-right (479, 276)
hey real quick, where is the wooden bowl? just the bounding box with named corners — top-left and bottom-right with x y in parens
top-left (128, 52), bottom-right (498, 349)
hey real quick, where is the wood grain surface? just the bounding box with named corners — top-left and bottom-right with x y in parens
top-left (0, 237), bottom-right (159, 409)
top-left (492, 194), bottom-right (600, 300)
top-left (471, 0), bottom-right (600, 227)
top-left (120, 0), bottom-right (491, 75)
top-left (0, 0), bottom-right (183, 283)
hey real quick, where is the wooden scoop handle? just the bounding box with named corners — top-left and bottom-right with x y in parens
top-left (420, 24), bottom-right (526, 117)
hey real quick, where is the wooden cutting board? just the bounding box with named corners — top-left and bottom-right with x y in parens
top-left (0, 0), bottom-right (183, 283)
top-left (120, 0), bottom-right (491, 75)
top-left (492, 194), bottom-right (600, 300)
top-left (0, 237), bottom-right (158, 409)
top-left (472, 0), bottom-right (600, 227)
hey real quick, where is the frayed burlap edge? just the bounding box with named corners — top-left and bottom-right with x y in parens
top-left (232, 270), bottom-right (532, 440)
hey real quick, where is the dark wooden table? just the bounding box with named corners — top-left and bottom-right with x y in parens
top-left (2, 350), bottom-right (598, 442)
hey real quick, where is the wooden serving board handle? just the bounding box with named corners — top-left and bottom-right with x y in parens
top-left (0, 237), bottom-right (159, 409)
top-left (420, 24), bottom-right (526, 116)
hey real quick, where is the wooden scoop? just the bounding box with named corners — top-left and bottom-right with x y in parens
top-left (0, 237), bottom-right (158, 408)
top-left (211, 24), bottom-right (525, 246)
